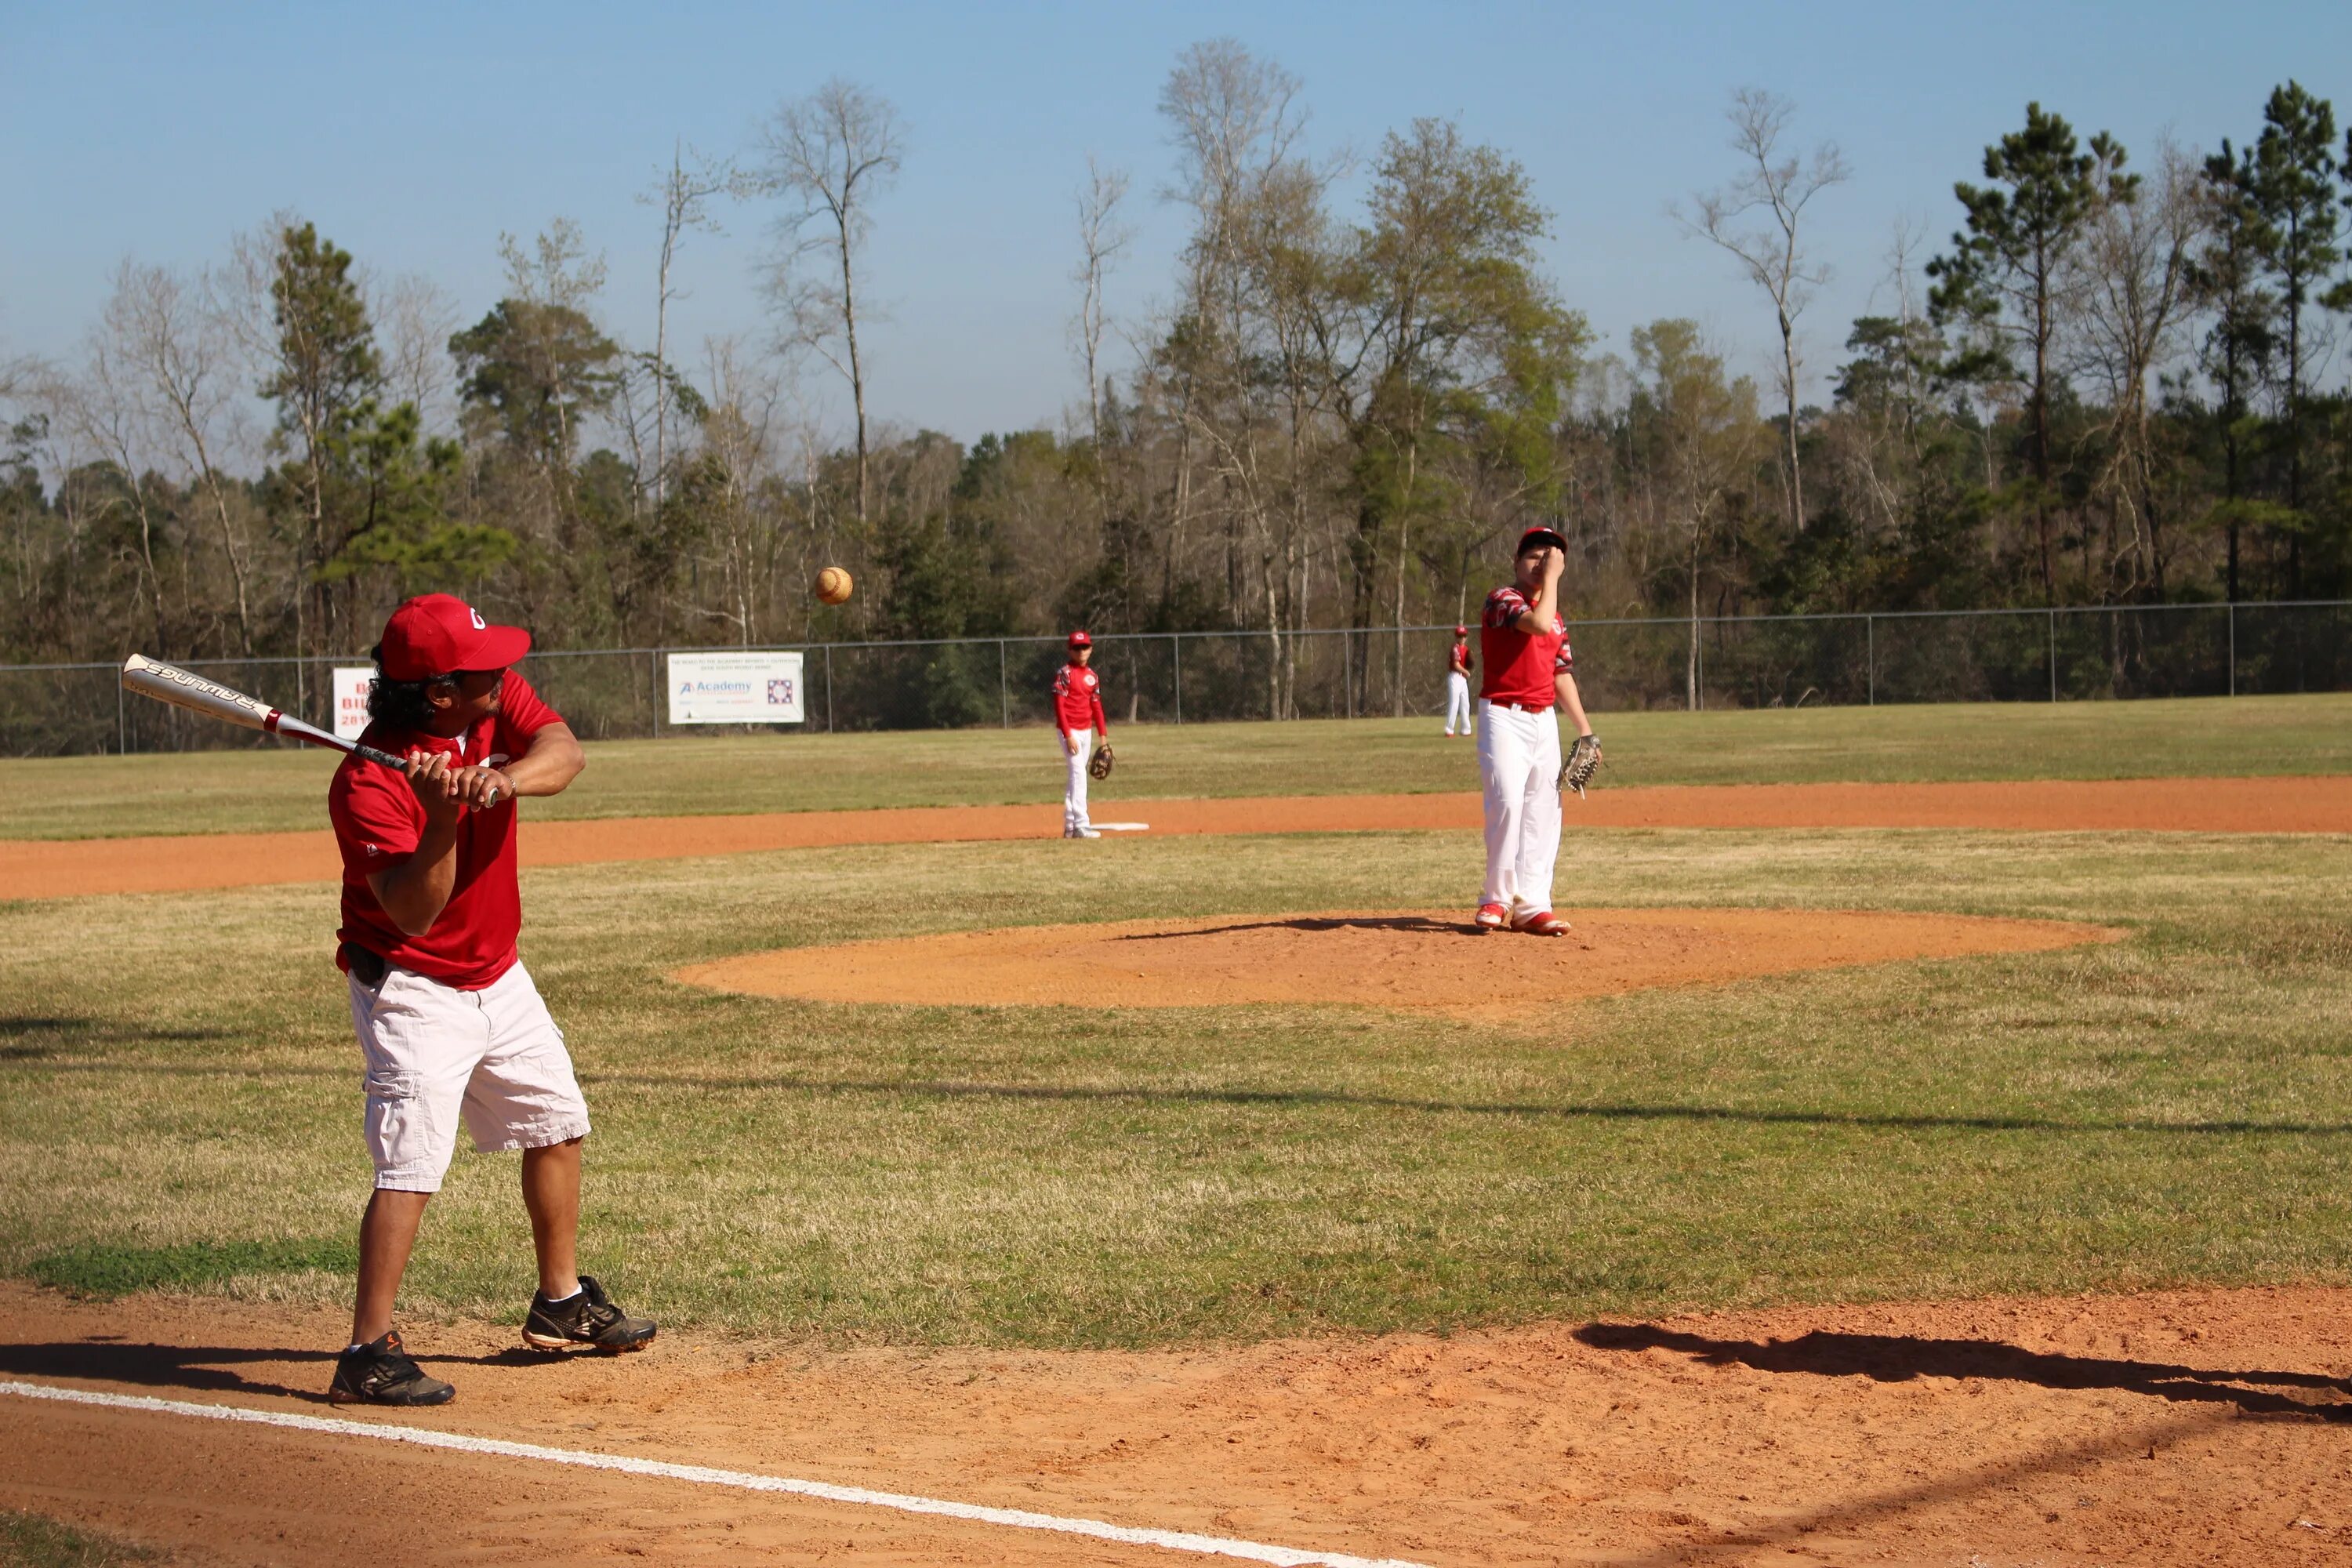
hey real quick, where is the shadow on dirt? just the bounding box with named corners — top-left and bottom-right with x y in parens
top-left (1574, 1320), bottom-right (2352, 1421)
top-left (1115, 913), bottom-right (1476, 940)
top-left (0, 1339), bottom-right (548, 1405)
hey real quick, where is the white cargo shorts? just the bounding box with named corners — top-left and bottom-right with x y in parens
top-left (347, 958), bottom-right (592, 1193)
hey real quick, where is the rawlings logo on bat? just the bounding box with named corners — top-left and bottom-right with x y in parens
top-left (149, 663), bottom-right (262, 710)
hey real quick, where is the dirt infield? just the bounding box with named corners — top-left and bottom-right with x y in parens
top-left (677, 907), bottom-right (2119, 1020)
top-left (2, 775), bottom-right (2347, 902)
top-left (5, 1279), bottom-right (2349, 1566)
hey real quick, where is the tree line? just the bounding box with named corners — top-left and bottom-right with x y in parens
top-left (3, 43), bottom-right (2349, 718)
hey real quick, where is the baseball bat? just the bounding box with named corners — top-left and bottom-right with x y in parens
top-left (118, 655), bottom-right (498, 803)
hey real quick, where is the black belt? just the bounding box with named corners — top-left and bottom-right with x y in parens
top-left (1483, 700), bottom-right (1552, 713)
top-left (341, 941), bottom-right (388, 988)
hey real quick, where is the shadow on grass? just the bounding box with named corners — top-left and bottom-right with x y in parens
top-left (1574, 1320), bottom-right (2352, 1421)
top-left (0, 1338), bottom-right (543, 1406)
top-left (0, 1015), bottom-right (240, 1046)
top-left (13, 1051), bottom-right (2352, 1137)
top-left (583, 1071), bottom-right (2352, 1138)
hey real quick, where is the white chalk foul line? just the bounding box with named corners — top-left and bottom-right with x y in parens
top-left (0, 1379), bottom-right (1429, 1568)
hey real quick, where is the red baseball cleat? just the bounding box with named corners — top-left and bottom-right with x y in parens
top-left (1513, 911), bottom-right (1571, 936)
top-left (1474, 902), bottom-right (1508, 931)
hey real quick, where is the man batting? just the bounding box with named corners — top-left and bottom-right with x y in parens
top-left (1474, 526), bottom-right (1599, 936)
top-left (1443, 623), bottom-right (1475, 736)
top-left (1054, 629), bottom-right (1110, 839)
top-left (327, 593), bottom-right (654, 1406)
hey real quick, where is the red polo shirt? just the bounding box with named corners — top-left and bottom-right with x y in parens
top-left (328, 670), bottom-right (561, 989)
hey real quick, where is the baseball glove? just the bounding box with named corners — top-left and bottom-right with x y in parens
top-left (1559, 732), bottom-right (1603, 798)
top-left (1088, 742), bottom-right (1115, 780)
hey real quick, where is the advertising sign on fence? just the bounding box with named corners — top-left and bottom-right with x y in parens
top-left (667, 651), bottom-right (806, 725)
top-left (332, 666), bottom-right (376, 741)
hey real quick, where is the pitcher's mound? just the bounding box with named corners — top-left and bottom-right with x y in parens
top-left (676, 907), bottom-right (2118, 1018)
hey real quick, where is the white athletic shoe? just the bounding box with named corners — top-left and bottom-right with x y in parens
top-left (1075, 826), bottom-right (1101, 839)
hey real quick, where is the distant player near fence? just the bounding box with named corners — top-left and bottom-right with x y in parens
top-left (1443, 623), bottom-right (1475, 736)
top-left (1474, 527), bottom-right (1599, 936)
top-left (326, 594), bottom-right (655, 1406)
top-left (1054, 629), bottom-right (1110, 839)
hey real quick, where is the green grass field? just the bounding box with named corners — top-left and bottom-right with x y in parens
top-left (0, 1511), bottom-right (162, 1568)
top-left (2, 699), bottom-right (2348, 1350)
top-left (4, 692), bottom-right (2348, 840)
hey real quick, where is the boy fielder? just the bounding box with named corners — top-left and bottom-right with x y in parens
top-left (327, 593), bottom-right (654, 1406)
top-left (1443, 624), bottom-right (1475, 735)
top-left (1475, 527), bottom-right (1599, 936)
top-left (1054, 629), bottom-right (1109, 839)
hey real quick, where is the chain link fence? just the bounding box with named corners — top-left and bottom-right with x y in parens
top-left (5, 601), bottom-right (2348, 757)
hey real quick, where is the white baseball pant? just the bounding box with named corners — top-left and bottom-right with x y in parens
top-left (1062, 727), bottom-right (1094, 833)
top-left (1476, 699), bottom-right (1562, 918)
top-left (1443, 671), bottom-right (1473, 735)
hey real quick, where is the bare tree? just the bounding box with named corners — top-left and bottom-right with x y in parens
top-left (51, 305), bottom-right (169, 648)
top-left (1157, 40), bottom-right (1309, 593)
top-left (757, 78), bottom-right (904, 524)
top-left (1821, 216), bottom-right (1935, 548)
top-left (376, 272), bottom-right (461, 434)
top-left (640, 143), bottom-right (748, 516)
top-left (2067, 137), bottom-right (2206, 597)
top-left (1681, 88), bottom-right (1849, 535)
top-left (500, 218), bottom-right (608, 311)
top-left (495, 218), bottom-right (611, 470)
top-left (1160, 40), bottom-right (1308, 291)
top-left (1872, 217), bottom-right (1929, 460)
top-left (1072, 157), bottom-right (1132, 452)
top-left (692, 336), bottom-right (786, 644)
top-left (114, 260), bottom-right (260, 652)
top-left (1632, 320), bottom-right (1762, 709)
top-left (214, 216), bottom-right (332, 674)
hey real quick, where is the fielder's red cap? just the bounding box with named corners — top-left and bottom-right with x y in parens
top-left (1517, 525), bottom-right (1568, 554)
top-left (1454, 623), bottom-right (1468, 636)
top-left (378, 593), bottom-right (532, 681)
top-left (1068, 629), bottom-right (1092, 649)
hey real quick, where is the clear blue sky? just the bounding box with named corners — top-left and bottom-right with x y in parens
top-left (2, 1), bottom-right (2339, 446)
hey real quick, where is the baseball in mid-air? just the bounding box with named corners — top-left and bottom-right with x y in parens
top-left (816, 566), bottom-right (854, 605)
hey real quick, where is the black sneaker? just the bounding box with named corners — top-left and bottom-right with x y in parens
top-left (522, 1275), bottom-right (657, 1354)
top-left (328, 1331), bottom-right (456, 1406)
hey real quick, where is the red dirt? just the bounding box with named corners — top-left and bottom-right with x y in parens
top-left (675, 908), bottom-right (2120, 1021)
top-left (2, 775), bottom-right (2347, 902)
top-left (5, 1279), bottom-right (2350, 1566)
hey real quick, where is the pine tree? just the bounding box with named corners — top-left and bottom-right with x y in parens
top-left (1927, 103), bottom-right (2122, 600)
top-left (258, 223), bottom-right (382, 659)
top-left (2249, 82), bottom-right (2340, 593)
top-left (2187, 141), bottom-right (2278, 602)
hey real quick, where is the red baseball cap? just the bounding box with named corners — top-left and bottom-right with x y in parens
top-left (1068, 629), bottom-right (1092, 649)
top-left (1454, 624), bottom-right (1468, 636)
top-left (1517, 525), bottom-right (1568, 554)
top-left (378, 593), bottom-right (532, 681)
